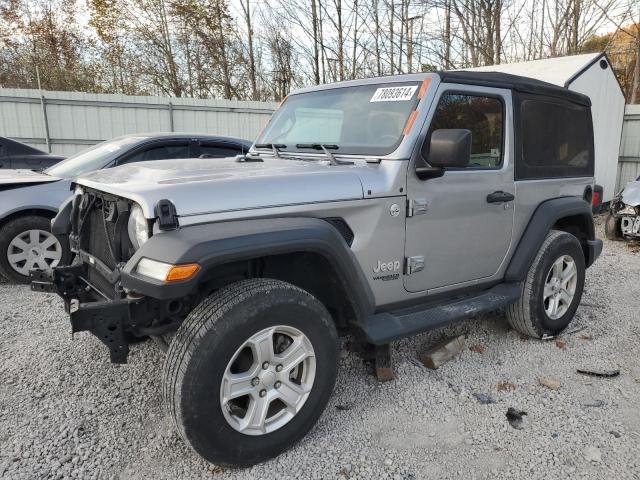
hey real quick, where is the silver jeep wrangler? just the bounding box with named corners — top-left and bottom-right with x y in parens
top-left (32, 71), bottom-right (602, 467)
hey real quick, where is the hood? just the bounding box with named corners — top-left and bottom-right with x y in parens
top-left (621, 181), bottom-right (640, 207)
top-left (77, 157), bottom-right (369, 218)
top-left (0, 169), bottom-right (61, 187)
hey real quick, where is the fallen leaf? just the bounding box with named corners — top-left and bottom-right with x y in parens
top-left (497, 381), bottom-right (516, 392)
top-left (469, 344), bottom-right (485, 354)
top-left (579, 334), bottom-right (592, 340)
top-left (555, 340), bottom-right (567, 350)
top-left (538, 377), bottom-right (561, 390)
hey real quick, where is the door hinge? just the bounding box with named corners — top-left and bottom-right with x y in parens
top-left (405, 255), bottom-right (425, 275)
top-left (406, 198), bottom-right (428, 217)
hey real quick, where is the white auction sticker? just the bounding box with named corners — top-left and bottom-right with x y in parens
top-left (370, 85), bottom-right (418, 102)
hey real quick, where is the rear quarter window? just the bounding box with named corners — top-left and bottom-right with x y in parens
top-left (516, 97), bottom-right (594, 180)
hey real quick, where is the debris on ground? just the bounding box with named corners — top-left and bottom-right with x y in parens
top-left (583, 445), bottom-right (602, 463)
top-left (469, 344), bottom-right (485, 354)
top-left (582, 399), bottom-right (605, 408)
top-left (418, 335), bottom-right (465, 370)
top-left (335, 404), bottom-right (353, 411)
top-left (506, 408), bottom-right (527, 430)
top-left (497, 381), bottom-right (516, 392)
top-left (472, 392), bottom-right (496, 405)
top-left (577, 368), bottom-right (621, 378)
top-left (579, 334), bottom-right (592, 340)
top-left (538, 377), bottom-right (561, 390)
top-left (609, 430), bottom-right (622, 438)
top-left (565, 325), bottom-right (587, 335)
top-left (374, 344), bottom-right (394, 381)
top-left (555, 340), bottom-right (567, 350)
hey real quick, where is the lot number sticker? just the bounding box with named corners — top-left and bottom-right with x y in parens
top-left (370, 85), bottom-right (418, 102)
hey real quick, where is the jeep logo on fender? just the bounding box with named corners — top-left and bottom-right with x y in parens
top-left (373, 260), bottom-right (401, 273)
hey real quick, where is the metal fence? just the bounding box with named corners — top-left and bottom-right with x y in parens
top-left (0, 88), bottom-right (278, 156)
top-left (616, 104), bottom-right (640, 194)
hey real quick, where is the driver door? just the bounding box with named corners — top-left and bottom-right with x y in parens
top-left (404, 85), bottom-right (515, 293)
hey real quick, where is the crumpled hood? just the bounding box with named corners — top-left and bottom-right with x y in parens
top-left (77, 157), bottom-right (367, 217)
top-left (0, 169), bottom-right (61, 186)
top-left (621, 181), bottom-right (640, 207)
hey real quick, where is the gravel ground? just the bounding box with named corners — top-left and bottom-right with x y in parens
top-left (1, 218), bottom-right (639, 480)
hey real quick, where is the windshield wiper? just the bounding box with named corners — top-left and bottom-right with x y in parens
top-left (254, 143), bottom-right (286, 158)
top-left (296, 143), bottom-right (353, 165)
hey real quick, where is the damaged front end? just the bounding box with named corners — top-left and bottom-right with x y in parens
top-left (610, 180), bottom-right (640, 239)
top-left (29, 188), bottom-right (185, 363)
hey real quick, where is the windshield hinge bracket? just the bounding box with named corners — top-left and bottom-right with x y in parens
top-left (406, 198), bottom-right (428, 217)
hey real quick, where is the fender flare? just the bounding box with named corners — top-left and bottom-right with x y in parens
top-left (120, 217), bottom-right (376, 320)
top-left (505, 196), bottom-right (600, 282)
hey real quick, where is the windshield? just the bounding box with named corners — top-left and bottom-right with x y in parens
top-left (45, 136), bottom-right (147, 178)
top-left (256, 82), bottom-right (422, 156)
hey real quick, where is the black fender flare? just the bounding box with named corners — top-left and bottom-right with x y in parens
top-left (504, 196), bottom-right (601, 282)
top-left (120, 217), bottom-right (375, 320)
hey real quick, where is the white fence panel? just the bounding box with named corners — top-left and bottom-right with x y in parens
top-left (0, 88), bottom-right (277, 155)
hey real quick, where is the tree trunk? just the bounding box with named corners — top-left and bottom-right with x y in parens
top-left (444, 0), bottom-right (451, 69)
top-left (311, 0), bottom-right (320, 84)
top-left (632, 37), bottom-right (640, 104)
top-left (241, 0), bottom-right (258, 99)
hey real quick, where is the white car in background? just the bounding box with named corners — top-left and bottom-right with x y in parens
top-left (0, 133), bottom-right (251, 283)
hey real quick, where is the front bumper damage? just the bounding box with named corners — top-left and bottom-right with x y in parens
top-left (30, 264), bottom-right (176, 363)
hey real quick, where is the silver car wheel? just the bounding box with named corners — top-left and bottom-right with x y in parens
top-left (7, 229), bottom-right (62, 275)
top-left (543, 254), bottom-right (577, 320)
top-left (220, 325), bottom-right (316, 436)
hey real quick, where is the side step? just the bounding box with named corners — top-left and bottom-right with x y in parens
top-left (357, 283), bottom-right (521, 345)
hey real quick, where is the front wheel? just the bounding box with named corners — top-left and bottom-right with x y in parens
top-left (507, 230), bottom-right (586, 338)
top-left (162, 279), bottom-right (339, 467)
top-left (0, 215), bottom-right (71, 284)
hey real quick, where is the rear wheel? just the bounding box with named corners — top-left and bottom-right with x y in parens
top-left (0, 215), bottom-right (71, 284)
top-left (162, 278), bottom-right (339, 466)
top-left (507, 230), bottom-right (585, 338)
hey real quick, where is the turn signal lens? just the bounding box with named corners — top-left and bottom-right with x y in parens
top-left (136, 258), bottom-right (200, 282)
top-left (166, 263), bottom-right (200, 282)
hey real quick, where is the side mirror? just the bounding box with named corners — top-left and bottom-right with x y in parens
top-left (427, 129), bottom-right (472, 168)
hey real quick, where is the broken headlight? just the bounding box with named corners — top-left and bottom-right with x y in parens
top-left (618, 205), bottom-right (638, 216)
top-left (127, 204), bottom-right (149, 250)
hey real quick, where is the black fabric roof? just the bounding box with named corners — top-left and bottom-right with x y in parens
top-left (438, 71), bottom-right (591, 107)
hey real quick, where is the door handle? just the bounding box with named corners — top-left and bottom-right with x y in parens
top-left (487, 191), bottom-right (515, 203)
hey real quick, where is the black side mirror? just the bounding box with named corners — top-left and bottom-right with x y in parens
top-left (428, 129), bottom-right (472, 168)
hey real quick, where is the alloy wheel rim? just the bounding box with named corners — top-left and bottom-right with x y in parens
top-left (543, 254), bottom-right (577, 320)
top-left (7, 229), bottom-right (62, 276)
top-left (220, 325), bottom-right (316, 436)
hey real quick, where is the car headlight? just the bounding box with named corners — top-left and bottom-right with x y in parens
top-left (127, 204), bottom-right (149, 250)
top-left (619, 205), bottom-right (637, 216)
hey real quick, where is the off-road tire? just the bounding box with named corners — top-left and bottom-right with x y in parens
top-left (506, 230), bottom-right (585, 338)
top-left (604, 213), bottom-right (623, 241)
top-left (0, 215), bottom-right (71, 284)
top-left (162, 278), bottom-right (339, 467)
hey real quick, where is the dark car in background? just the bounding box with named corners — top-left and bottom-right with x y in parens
top-left (0, 133), bottom-right (252, 283)
top-left (0, 137), bottom-right (65, 170)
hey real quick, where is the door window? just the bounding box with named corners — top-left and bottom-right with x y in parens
top-left (423, 93), bottom-right (504, 168)
top-left (120, 143), bottom-right (190, 165)
top-left (199, 143), bottom-right (242, 158)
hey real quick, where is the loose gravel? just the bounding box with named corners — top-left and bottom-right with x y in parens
top-left (1, 218), bottom-right (639, 479)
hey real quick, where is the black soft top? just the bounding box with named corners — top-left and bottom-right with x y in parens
top-left (438, 71), bottom-right (591, 107)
